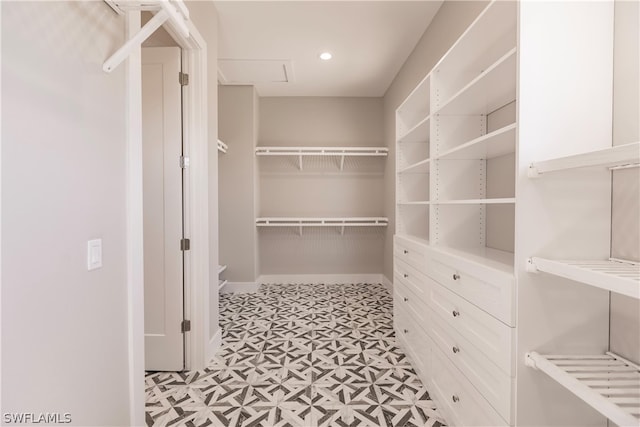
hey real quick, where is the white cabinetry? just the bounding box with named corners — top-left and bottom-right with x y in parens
top-left (394, 1), bottom-right (634, 426)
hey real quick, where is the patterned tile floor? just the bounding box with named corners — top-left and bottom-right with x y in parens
top-left (145, 283), bottom-right (445, 427)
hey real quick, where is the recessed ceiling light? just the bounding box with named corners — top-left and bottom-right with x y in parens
top-left (319, 52), bottom-right (333, 61)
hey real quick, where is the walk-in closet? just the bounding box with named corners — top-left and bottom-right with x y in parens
top-left (213, 1), bottom-right (639, 426)
top-left (2, 1), bottom-right (637, 426)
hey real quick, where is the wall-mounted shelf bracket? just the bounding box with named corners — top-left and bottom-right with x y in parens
top-left (217, 139), bottom-right (228, 154)
top-left (103, 0), bottom-right (190, 73)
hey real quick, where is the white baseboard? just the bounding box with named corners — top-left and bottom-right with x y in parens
top-left (381, 275), bottom-right (393, 293)
top-left (207, 327), bottom-right (222, 361)
top-left (220, 282), bottom-right (260, 294)
top-left (257, 273), bottom-right (388, 285)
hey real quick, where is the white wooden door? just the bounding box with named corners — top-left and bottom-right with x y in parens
top-left (142, 47), bottom-right (184, 371)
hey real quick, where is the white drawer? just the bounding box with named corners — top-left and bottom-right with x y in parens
top-left (394, 235), bottom-right (428, 274)
top-left (429, 346), bottom-right (509, 427)
top-left (394, 277), bottom-right (430, 328)
top-left (425, 249), bottom-right (515, 326)
top-left (429, 345), bottom-right (509, 427)
top-left (430, 311), bottom-right (514, 423)
top-left (394, 289), bottom-right (432, 379)
top-left (428, 278), bottom-right (514, 376)
top-left (394, 257), bottom-right (430, 303)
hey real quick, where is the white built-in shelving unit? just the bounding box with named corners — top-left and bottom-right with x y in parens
top-left (394, 2), bottom-right (636, 426)
top-left (523, 141), bottom-right (640, 424)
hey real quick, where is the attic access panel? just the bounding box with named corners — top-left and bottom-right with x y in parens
top-left (218, 59), bottom-right (294, 84)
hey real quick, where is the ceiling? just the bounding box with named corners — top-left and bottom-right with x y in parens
top-left (214, 1), bottom-right (443, 97)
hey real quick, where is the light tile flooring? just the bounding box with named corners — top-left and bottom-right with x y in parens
top-left (145, 283), bottom-right (445, 427)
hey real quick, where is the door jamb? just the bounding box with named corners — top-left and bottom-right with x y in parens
top-left (125, 11), bottom-right (209, 426)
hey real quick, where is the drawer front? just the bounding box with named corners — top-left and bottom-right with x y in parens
top-left (428, 278), bottom-right (514, 376)
top-left (430, 345), bottom-right (509, 427)
top-left (394, 235), bottom-right (428, 273)
top-left (430, 312), bottom-right (514, 423)
top-left (394, 277), bottom-right (430, 329)
top-left (394, 289), bottom-right (432, 380)
top-left (394, 257), bottom-right (430, 303)
top-left (425, 251), bottom-right (515, 326)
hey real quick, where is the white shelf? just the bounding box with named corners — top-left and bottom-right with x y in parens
top-left (525, 352), bottom-right (640, 427)
top-left (399, 158), bottom-right (430, 174)
top-left (397, 74), bottom-right (430, 135)
top-left (432, 0), bottom-right (516, 102)
top-left (432, 198), bottom-right (515, 205)
top-left (255, 146), bottom-right (388, 171)
top-left (398, 201), bottom-right (430, 206)
top-left (528, 141), bottom-right (640, 177)
top-left (529, 258), bottom-right (640, 300)
top-left (218, 279), bottom-right (228, 292)
top-left (398, 115), bottom-right (430, 144)
top-left (256, 217), bottom-right (388, 236)
top-left (435, 48), bottom-right (517, 117)
top-left (437, 123), bottom-right (516, 160)
top-left (218, 264), bottom-right (227, 275)
top-left (217, 139), bottom-right (228, 153)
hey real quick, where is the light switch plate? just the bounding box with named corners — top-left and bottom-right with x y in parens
top-left (87, 239), bottom-right (103, 271)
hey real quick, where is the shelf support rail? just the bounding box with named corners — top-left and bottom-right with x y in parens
top-left (525, 352), bottom-right (640, 427)
top-left (217, 139), bottom-right (228, 153)
top-left (103, 0), bottom-right (191, 73)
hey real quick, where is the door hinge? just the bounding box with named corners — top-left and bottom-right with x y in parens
top-left (179, 72), bottom-right (189, 86)
top-left (181, 320), bottom-right (191, 333)
top-left (180, 238), bottom-right (190, 251)
top-left (180, 156), bottom-right (190, 168)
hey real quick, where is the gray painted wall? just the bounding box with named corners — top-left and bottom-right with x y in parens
top-left (610, 0), bottom-right (640, 364)
top-left (2, 2), bottom-right (131, 423)
top-left (258, 97), bottom-right (386, 275)
top-left (382, 1), bottom-right (489, 280)
top-left (219, 85), bottom-right (260, 283)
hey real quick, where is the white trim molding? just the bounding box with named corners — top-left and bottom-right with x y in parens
top-left (207, 327), bottom-right (222, 363)
top-left (257, 274), bottom-right (389, 286)
top-left (220, 282), bottom-right (261, 294)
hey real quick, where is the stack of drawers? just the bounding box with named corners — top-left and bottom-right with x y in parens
top-left (393, 236), bottom-right (516, 426)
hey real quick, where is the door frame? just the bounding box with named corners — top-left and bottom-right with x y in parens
top-left (125, 11), bottom-right (210, 426)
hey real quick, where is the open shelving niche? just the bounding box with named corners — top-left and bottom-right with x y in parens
top-left (525, 142), bottom-right (640, 425)
top-left (256, 145), bottom-right (389, 237)
top-left (429, 20), bottom-right (517, 272)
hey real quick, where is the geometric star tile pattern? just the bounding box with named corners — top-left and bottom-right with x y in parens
top-left (146, 283), bottom-right (446, 427)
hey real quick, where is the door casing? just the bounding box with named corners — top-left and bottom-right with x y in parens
top-left (124, 11), bottom-right (211, 426)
